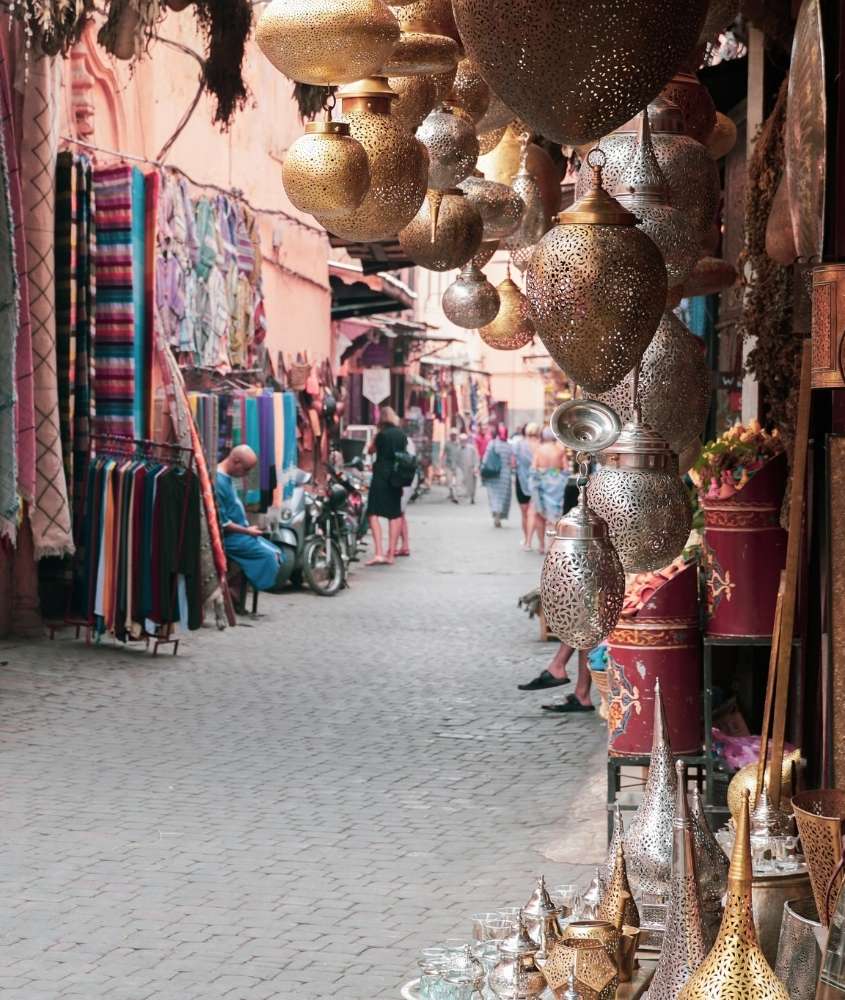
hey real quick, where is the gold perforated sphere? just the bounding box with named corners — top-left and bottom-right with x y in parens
top-left (503, 157), bottom-right (547, 251)
top-left (416, 107), bottom-right (479, 189)
top-left (383, 30), bottom-right (459, 76)
top-left (256, 0), bottom-right (399, 86)
top-left (478, 126), bottom-right (506, 155)
top-left (479, 125), bottom-right (563, 220)
top-left (526, 156), bottom-right (667, 394)
top-left (448, 58), bottom-right (490, 124)
top-left (459, 174), bottom-right (524, 241)
top-left (318, 78), bottom-right (428, 242)
top-left (387, 74), bottom-right (438, 130)
top-left (282, 121), bottom-right (371, 219)
top-left (442, 263), bottom-right (500, 328)
top-left (398, 189), bottom-right (482, 271)
top-left (590, 310), bottom-right (710, 454)
top-left (472, 240), bottom-right (498, 268)
top-left (661, 71), bottom-right (717, 145)
top-left (479, 275), bottom-right (534, 350)
top-left (431, 66), bottom-right (457, 104)
top-left (451, 0), bottom-right (708, 146)
top-left (478, 92), bottom-right (516, 135)
top-left (390, 0), bottom-right (460, 43)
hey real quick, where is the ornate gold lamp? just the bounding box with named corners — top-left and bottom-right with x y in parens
top-left (479, 272), bottom-right (535, 350)
top-left (472, 240), bottom-right (498, 268)
top-left (479, 125), bottom-right (507, 155)
top-left (448, 57), bottom-right (491, 124)
top-left (386, 73), bottom-right (438, 130)
top-left (689, 786), bottom-right (729, 949)
top-left (390, 0), bottom-right (460, 45)
top-left (677, 791), bottom-right (790, 999)
top-left (526, 150), bottom-right (667, 394)
top-left (256, 0), bottom-right (399, 85)
top-left (460, 173), bottom-right (525, 241)
top-left (504, 140), bottom-right (548, 252)
top-left (317, 77), bottom-right (428, 242)
top-left (479, 124), bottom-right (562, 222)
top-left (597, 843), bottom-right (639, 931)
top-left (442, 263), bottom-right (500, 328)
top-left (450, 0), bottom-right (708, 146)
top-left (648, 761), bottom-right (708, 1000)
top-left (416, 106), bottom-right (479, 190)
top-left (383, 28), bottom-right (459, 76)
top-left (661, 70), bottom-right (717, 146)
top-left (601, 803), bottom-right (625, 891)
top-left (399, 189), bottom-right (482, 270)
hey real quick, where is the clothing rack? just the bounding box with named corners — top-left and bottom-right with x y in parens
top-left (91, 432), bottom-right (194, 467)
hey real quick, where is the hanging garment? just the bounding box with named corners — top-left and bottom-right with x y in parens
top-left (93, 163), bottom-right (136, 438)
top-left (273, 390), bottom-right (283, 506)
top-left (55, 153), bottom-right (78, 508)
top-left (73, 156), bottom-right (95, 542)
top-left (0, 97), bottom-right (18, 542)
top-left (282, 390), bottom-right (297, 497)
top-left (131, 167), bottom-right (146, 437)
top-left (244, 394), bottom-right (260, 505)
top-left (22, 52), bottom-right (74, 558)
top-left (257, 392), bottom-right (276, 509)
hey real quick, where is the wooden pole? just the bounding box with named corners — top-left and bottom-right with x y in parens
top-left (756, 572), bottom-right (786, 807)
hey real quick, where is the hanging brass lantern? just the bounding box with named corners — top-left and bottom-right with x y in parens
top-left (589, 412), bottom-right (692, 574)
top-left (480, 124), bottom-right (562, 222)
top-left (509, 244), bottom-right (536, 273)
top-left (540, 482), bottom-right (625, 650)
top-left (472, 240), bottom-right (498, 268)
top-left (479, 125), bottom-right (507, 155)
top-left (706, 112), bottom-right (738, 160)
top-left (590, 309), bottom-right (710, 454)
top-left (448, 57), bottom-right (490, 124)
top-left (678, 792), bottom-right (790, 1000)
top-left (478, 91), bottom-right (516, 135)
top-left (613, 109), bottom-right (699, 289)
top-left (504, 142), bottom-right (548, 251)
top-left (689, 786), bottom-right (728, 949)
top-left (661, 70), bottom-right (717, 146)
top-left (574, 97), bottom-right (721, 250)
top-left (648, 761), bottom-right (708, 1000)
top-left (451, 0), bottom-right (708, 146)
top-left (382, 29), bottom-right (459, 76)
top-left (398, 189), bottom-right (482, 271)
top-left (526, 150), bottom-right (667, 394)
top-left (597, 843), bottom-right (639, 931)
top-left (256, 0), bottom-right (399, 86)
top-left (479, 274), bottom-right (535, 350)
top-left (390, 0), bottom-right (461, 45)
top-left (416, 106), bottom-right (479, 190)
top-left (387, 73), bottom-right (438, 130)
top-left (459, 173), bottom-right (525, 241)
top-left (442, 262), bottom-right (500, 328)
top-left (317, 77), bottom-right (428, 242)
top-left (282, 118), bottom-right (371, 219)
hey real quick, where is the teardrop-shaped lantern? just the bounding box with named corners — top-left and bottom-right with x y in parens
top-left (448, 57), bottom-right (490, 124)
top-left (503, 142), bottom-right (548, 251)
top-left (601, 803), bottom-right (626, 890)
top-left (256, 0), bottom-right (399, 86)
top-left (442, 262), bottom-right (500, 328)
top-left (398, 189), bottom-right (482, 271)
top-left (661, 70), bottom-right (717, 146)
top-left (317, 77), bottom-right (428, 242)
top-left (387, 73), bottom-right (438, 130)
top-left (590, 309), bottom-right (710, 454)
top-left (677, 792), bottom-right (790, 999)
top-left (597, 842), bottom-right (640, 931)
top-left (574, 97), bottom-right (721, 250)
top-left (613, 109), bottom-right (699, 288)
top-left (416, 106), bottom-right (479, 190)
top-left (689, 786), bottom-right (729, 949)
top-left (451, 0), bottom-right (708, 146)
top-left (459, 173), bottom-right (524, 241)
top-left (282, 120), bottom-right (371, 219)
top-left (526, 151), bottom-right (667, 394)
top-left (589, 413), bottom-right (692, 574)
top-left (480, 124), bottom-right (562, 221)
top-left (539, 483), bottom-right (625, 650)
top-left (648, 761), bottom-right (708, 1000)
top-left (479, 274), bottom-right (534, 350)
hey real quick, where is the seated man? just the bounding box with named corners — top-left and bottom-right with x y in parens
top-left (215, 445), bottom-right (285, 591)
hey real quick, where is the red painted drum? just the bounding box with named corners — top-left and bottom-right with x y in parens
top-left (700, 452), bottom-right (788, 638)
top-left (607, 562), bottom-right (702, 756)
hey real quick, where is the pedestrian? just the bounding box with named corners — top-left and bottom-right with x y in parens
top-left (365, 406), bottom-right (408, 566)
top-left (474, 420), bottom-right (493, 461)
top-left (514, 422), bottom-right (540, 549)
top-left (517, 642), bottom-right (597, 713)
top-left (458, 432), bottom-right (479, 504)
top-left (442, 427), bottom-right (462, 503)
top-left (481, 422), bottom-right (514, 527)
top-left (215, 445), bottom-right (286, 591)
top-left (529, 427), bottom-right (568, 554)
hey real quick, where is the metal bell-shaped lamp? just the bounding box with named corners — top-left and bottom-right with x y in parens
top-left (647, 761), bottom-right (708, 1000)
top-left (689, 786), bottom-right (728, 949)
top-left (442, 262), bottom-right (500, 329)
top-left (677, 792), bottom-right (789, 999)
top-left (661, 70), bottom-right (716, 146)
top-left (597, 842), bottom-right (640, 931)
top-left (256, 0), bottom-right (399, 85)
top-left (540, 480), bottom-right (625, 650)
top-left (479, 271), bottom-right (534, 350)
top-left (473, 240), bottom-right (499, 269)
top-left (416, 106), bottom-right (479, 191)
top-left (460, 173), bottom-right (525, 241)
top-left (526, 150), bottom-right (667, 394)
top-left (317, 77), bottom-right (429, 242)
top-left (399, 189), bottom-right (482, 271)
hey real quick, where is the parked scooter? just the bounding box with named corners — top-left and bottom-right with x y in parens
top-left (302, 484), bottom-right (346, 595)
top-left (327, 458), bottom-right (368, 562)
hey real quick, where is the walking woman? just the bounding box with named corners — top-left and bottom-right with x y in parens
top-left (529, 427), bottom-right (568, 554)
top-left (365, 406), bottom-right (407, 565)
top-left (514, 422), bottom-right (540, 548)
top-left (481, 423), bottom-right (514, 527)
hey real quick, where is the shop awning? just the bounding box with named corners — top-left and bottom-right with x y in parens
top-left (328, 235), bottom-right (413, 274)
top-left (329, 261), bottom-right (416, 319)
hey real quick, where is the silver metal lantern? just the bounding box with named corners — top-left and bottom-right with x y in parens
top-left (441, 262), bottom-right (501, 328)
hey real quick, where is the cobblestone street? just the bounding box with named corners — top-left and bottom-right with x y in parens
top-left (0, 490), bottom-right (607, 1000)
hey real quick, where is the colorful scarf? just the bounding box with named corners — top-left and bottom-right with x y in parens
top-left (22, 53), bottom-right (74, 558)
top-left (0, 92), bottom-right (18, 542)
top-left (244, 393), bottom-right (259, 505)
top-left (55, 152), bottom-right (78, 505)
top-left (73, 155), bottom-right (95, 541)
top-left (131, 167), bottom-right (146, 437)
top-left (282, 390), bottom-right (297, 497)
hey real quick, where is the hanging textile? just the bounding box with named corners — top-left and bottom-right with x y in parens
top-left (244, 394), bottom-right (260, 505)
top-left (0, 87), bottom-right (18, 541)
top-left (73, 156), bottom-right (95, 540)
top-left (0, 28), bottom-right (34, 509)
top-left (131, 167), bottom-right (146, 436)
top-left (257, 392), bottom-right (276, 509)
top-left (282, 390), bottom-right (297, 498)
top-left (55, 152), bottom-right (78, 506)
top-left (273, 390), bottom-right (283, 506)
top-left (93, 163), bottom-right (135, 438)
top-left (22, 52), bottom-right (74, 558)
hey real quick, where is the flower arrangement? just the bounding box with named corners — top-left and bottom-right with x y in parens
top-left (689, 419), bottom-right (784, 500)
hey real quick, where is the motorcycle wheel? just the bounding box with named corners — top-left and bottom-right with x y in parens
top-left (302, 536), bottom-right (345, 596)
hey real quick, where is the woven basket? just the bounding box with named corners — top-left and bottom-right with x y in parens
top-left (288, 362), bottom-right (311, 391)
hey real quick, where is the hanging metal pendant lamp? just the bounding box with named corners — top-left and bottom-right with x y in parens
top-left (479, 125), bottom-right (507, 155)
top-left (677, 792), bottom-right (790, 999)
top-left (614, 108), bottom-right (699, 289)
top-left (472, 240), bottom-right (498, 268)
top-left (479, 123), bottom-right (562, 222)
top-left (479, 271), bottom-right (535, 350)
top-left (478, 91), bottom-right (516, 135)
top-left (390, 0), bottom-right (461, 45)
top-left (398, 189), bottom-right (482, 270)
top-left (589, 309), bottom-right (710, 455)
top-left (647, 760), bottom-right (708, 1000)
top-left (450, 0), bottom-right (708, 146)
top-left (503, 138), bottom-right (548, 252)
top-left (386, 73), bottom-right (438, 130)
top-left (317, 77), bottom-right (429, 242)
top-left (661, 70), bottom-right (717, 146)
top-left (386, 0), bottom-right (460, 76)
top-left (448, 57), bottom-right (491, 124)
top-left (460, 173), bottom-right (525, 241)
top-left (526, 150), bottom-right (667, 394)
top-left (442, 262), bottom-right (500, 328)
top-left (256, 0), bottom-right (399, 86)
top-left (416, 106), bottom-right (479, 190)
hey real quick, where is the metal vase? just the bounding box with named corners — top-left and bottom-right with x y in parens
top-left (689, 786), bottom-right (728, 949)
top-left (773, 897), bottom-right (823, 1000)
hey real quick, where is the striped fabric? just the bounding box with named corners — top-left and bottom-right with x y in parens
top-left (55, 152), bottom-right (78, 500)
top-left (131, 167), bottom-right (146, 436)
top-left (93, 164), bottom-right (135, 437)
top-left (73, 156), bottom-right (95, 538)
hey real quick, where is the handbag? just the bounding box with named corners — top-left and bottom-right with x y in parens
top-left (480, 446), bottom-right (502, 481)
top-left (390, 449), bottom-right (418, 488)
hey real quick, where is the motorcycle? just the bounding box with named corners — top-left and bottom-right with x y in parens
top-left (327, 458), bottom-right (369, 562)
top-left (302, 484), bottom-right (347, 595)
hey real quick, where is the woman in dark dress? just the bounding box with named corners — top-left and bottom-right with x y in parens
top-left (366, 406), bottom-right (407, 565)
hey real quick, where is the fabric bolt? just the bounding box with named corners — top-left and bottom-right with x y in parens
top-left (244, 394), bottom-right (260, 505)
top-left (258, 392), bottom-right (276, 508)
top-left (54, 153), bottom-right (78, 504)
top-left (0, 77), bottom-right (18, 542)
top-left (22, 51), bottom-right (75, 558)
top-left (282, 390), bottom-right (297, 498)
top-left (73, 155), bottom-right (96, 541)
top-left (273, 390), bottom-right (283, 506)
top-left (131, 167), bottom-right (147, 437)
top-left (93, 163), bottom-right (135, 438)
